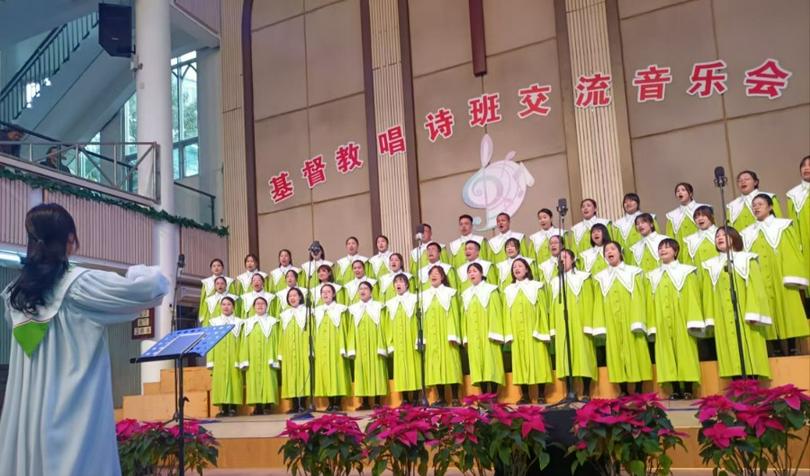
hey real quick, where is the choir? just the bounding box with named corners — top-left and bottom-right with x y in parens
top-left (200, 160), bottom-right (810, 415)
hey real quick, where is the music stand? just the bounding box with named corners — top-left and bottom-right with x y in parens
top-left (132, 325), bottom-right (234, 476)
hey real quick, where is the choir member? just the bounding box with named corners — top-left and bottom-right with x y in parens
top-left (313, 284), bottom-right (352, 412)
top-left (369, 235), bottom-right (393, 279)
top-left (347, 281), bottom-right (389, 410)
top-left (200, 276), bottom-right (240, 326)
top-left (269, 249), bottom-right (300, 293)
top-left (385, 273), bottom-right (422, 405)
top-left (496, 237), bottom-right (536, 290)
top-left (726, 170), bottom-right (784, 230)
top-left (627, 213), bottom-right (669, 272)
top-left (300, 244), bottom-right (333, 289)
top-left (313, 264), bottom-right (345, 306)
top-left (538, 234), bottom-right (563, 285)
top-left (449, 214), bottom-right (491, 267)
top-left (208, 297), bottom-right (244, 417)
top-left (460, 262), bottom-right (506, 395)
top-left (645, 239), bottom-right (705, 399)
top-left (418, 242), bottom-right (459, 290)
top-left (786, 156), bottom-right (810, 291)
top-left (275, 269), bottom-right (308, 313)
top-left (592, 242), bottom-right (652, 396)
top-left (611, 193), bottom-right (646, 251)
top-left (240, 297), bottom-right (280, 415)
top-left (335, 236), bottom-right (370, 285)
top-left (569, 199), bottom-right (611, 255)
top-left (742, 194), bottom-right (809, 355)
top-left (240, 273), bottom-right (276, 318)
top-left (701, 227), bottom-right (772, 379)
top-left (529, 208), bottom-right (561, 264)
top-left (422, 266), bottom-right (463, 406)
top-left (279, 288), bottom-right (311, 413)
top-left (503, 258), bottom-right (553, 404)
top-left (198, 258), bottom-right (235, 323)
top-left (549, 249), bottom-right (597, 401)
top-left (236, 253), bottom-right (269, 294)
top-left (457, 240), bottom-right (497, 291)
top-left (578, 223), bottom-right (611, 275)
top-left (379, 253), bottom-right (414, 302)
top-left (344, 259), bottom-right (379, 304)
top-left (489, 212), bottom-right (530, 264)
top-left (410, 224), bottom-right (448, 271)
top-left (683, 206), bottom-right (719, 271)
top-left (665, 183), bottom-right (707, 251)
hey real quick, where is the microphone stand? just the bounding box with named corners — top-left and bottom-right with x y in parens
top-left (715, 174), bottom-right (748, 379)
top-left (171, 254), bottom-right (185, 422)
top-left (293, 249), bottom-right (318, 420)
top-left (552, 205), bottom-right (578, 406)
top-left (414, 237), bottom-right (429, 407)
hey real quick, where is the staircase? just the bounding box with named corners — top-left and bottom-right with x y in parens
top-left (0, 13), bottom-right (99, 124)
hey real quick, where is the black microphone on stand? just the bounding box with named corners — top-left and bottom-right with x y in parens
top-left (551, 198), bottom-right (577, 405)
top-left (415, 224), bottom-right (425, 243)
top-left (713, 166), bottom-right (747, 379)
top-left (413, 224), bottom-right (429, 407)
top-left (557, 198), bottom-right (568, 218)
top-left (295, 240), bottom-right (324, 420)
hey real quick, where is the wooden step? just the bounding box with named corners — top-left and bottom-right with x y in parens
top-left (143, 382), bottom-right (162, 395)
top-left (159, 366), bottom-right (212, 394)
top-left (123, 391), bottom-right (210, 421)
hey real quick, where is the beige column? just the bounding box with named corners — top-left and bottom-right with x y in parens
top-left (368, 0), bottom-right (416, 264)
top-left (564, 0), bottom-right (633, 219)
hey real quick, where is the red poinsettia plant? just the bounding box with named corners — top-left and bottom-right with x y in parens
top-left (696, 379), bottom-right (810, 476)
top-left (569, 393), bottom-right (685, 476)
top-left (116, 419), bottom-right (218, 476)
top-left (279, 413), bottom-right (366, 476)
top-left (365, 404), bottom-right (440, 476)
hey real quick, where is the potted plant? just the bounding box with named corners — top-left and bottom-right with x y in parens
top-left (116, 419), bottom-right (219, 476)
top-left (428, 396), bottom-right (492, 476)
top-left (365, 405), bottom-right (440, 476)
top-left (569, 393), bottom-right (685, 476)
top-left (279, 413), bottom-right (366, 476)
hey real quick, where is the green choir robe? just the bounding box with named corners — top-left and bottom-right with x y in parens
top-left (645, 263), bottom-right (704, 384)
top-left (666, 201), bottom-right (706, 251)
top-left (627, 232), bottom-right (669, 272)
top-left (200, 292), bottom-right (241, 327)
top-left (742, 217), bottom-right (809, 340)
top-left (275, 287), bottom-right (308, 314)
top-left (343, 277), bottom-right (379, 304)
top-left (460, 283), bottom-right (506, 385)
top-left (299, 259), bottom-right (334, 288)
top-left (198, 275), bottom-right (236, 323)
top-left (456, 259), bottom-right (498, 291)
top-left (548, 270), bottom-right (598, 379)
top-left (347, 300), bottom-right (389, 397)
top-left (207, 315), bottom-right (244, 405)
top-left (727, 189), bottom-right (784, 231)
top-left (683, 226), bottom-right (719, 272)
top-left (701, 252), bottom-right (772, 378)
top-left (495, 256), bottom-right (537, 291)
top-left (529, 227), bottom-right (561, 265)
top-left (786, 182), bottom-right (810, 283)
top-left (537, 257), bottom-right (559, 287)
top-left (503, 280), bottom-right (553, 385)
top-left (409, 243), bottom-right (449, 273)
top-left (268, 265), bottom-right (301, 293)
top-left (578, 247), bottom-right (608, 276)
top-left (239, 314), bottom-right (280, 405)
top-left (448, 234), bottom-right (492, 268)
top-left (313, 302), bottom-right (352, 397)
top-left (279, 306), bottom-right (310, 398)
top-left (235, 270), bottom-right (270, 295)
top-left (611, 212), bottom-right (645, 251)
top-left (379, 272), bottom-right (415, 302)
top-left (334, 255), bottom-right (371, 285)
top-left (421, 286), bottom-right (463, 386)
top-left (592, 264), bottom-right (653, 384)
top-left (568, 217), bottom-right (611, 255)
top-left (488, 231), bottom-right (530, 265)
top-left (312, 282), bottom-right (346, 306)
top-left (368, 251), bottom-right (393, 280)
top-left (419, 262), bottom-right (459, 291)
top-left (385, 293), bottom-right (422, 392)
top-left (240, 290), bottom-right (277, 318)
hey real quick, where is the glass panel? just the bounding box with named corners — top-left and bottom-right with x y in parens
top-left (173, 147), bottom-right (180, 180)
top-left (183, 142), bottom-right (198, 177)
top-left (124, 94), bottom-right (137, 156)
top-left (171, 72), bottom-right (180, 142)
top-left (181, 68), bottom-right (197, 140)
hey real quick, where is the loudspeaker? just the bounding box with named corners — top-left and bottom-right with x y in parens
top-left (99, 4), bottom-right (132, 58)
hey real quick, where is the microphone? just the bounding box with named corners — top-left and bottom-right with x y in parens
top-left (308, 241), bottom-right (322, 254)
top-left (557, 198), bottom-right (568, 217)
top-left (415, 224), bottom-right (425, 242)
top-left (177, 254), bottom-right (185, 269)
top-left (714, 166), bottom-right (727, 188)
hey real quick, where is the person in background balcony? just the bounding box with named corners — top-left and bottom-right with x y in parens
top-left (38, 146), bottom-right (71, 174)
top-left (0, 127), bottom-right (24, 157)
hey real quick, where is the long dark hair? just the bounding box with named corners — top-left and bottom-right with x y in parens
top-left (9, 204), bottom-right (79, 314)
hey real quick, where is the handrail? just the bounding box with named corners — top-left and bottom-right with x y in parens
top-left (0, 13), bottom-right (99, 122)
top-left (174, 181), bottom-right (215, 200)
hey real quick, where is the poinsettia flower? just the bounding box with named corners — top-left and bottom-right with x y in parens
top-left (702, 422), bottom-right (746, 449)
top-left (520, 417), bottom-right (546, 438)
top-left (115, 419), bottom-right (142, 441)
top-left (725, 379), bottom-right (764, 402)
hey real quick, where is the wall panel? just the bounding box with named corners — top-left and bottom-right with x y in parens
top-left (0, 178), bottom-right (29, 247)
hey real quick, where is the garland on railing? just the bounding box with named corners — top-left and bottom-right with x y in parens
top-left (0, 166), bottom-right (229, 237)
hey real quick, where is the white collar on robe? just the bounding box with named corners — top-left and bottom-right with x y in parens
top-left (666, 201), bottom-right (705, 233)
top-left (630, 232), bottom-right (668, 264)
top-left (241, 290), bottom-right (274, 310)
top-left (786, 181), bottom-right (809, 213)
top-left (497, 256), bottom-right (534, 283)
top-left (244, 314), bottom-right (278, 337)
top-left (271, 265), bottom-right (300, 282)
top-left (647, 261), bottom-right (696, 294)
top-left (314, 282), bottom-right (343, 300)
top-left (449, 234), bottom-right (485, 255)
top-left (702, 252), bottom-right (757, 286)
top-left (594, 263), bottom-right (642, 296)
top-left (684, 225), bottom-right (717, 258)
top-left (550, 270), bottom-right (589, 299)
top-left (299, 259), bottom-right (333, 275)
top-left (539, 257), bottom-right (557, 282)
top-left (419, 262), bottom-right (452, 283)
top-left (348, 300), bottom-right (383, 327)
top-left (5, 266), bottom-right (87, 327)
top-left (344, 277), bottom-right (377, 299)
top-left (461, 282), bottom-right (498, 309)
top-left (337, 254), bottom-right (369, 274)
top-left (201, 275), bottom-right (233, 294)
top-left (281, 306), bottom-right (308, 331)
top-left (727, 189), bottom-right (775, 223)
top-left (206, 292), bottom-right (239, 313)
top-left (421, 285), bottom-right (457, 311)
top-left (210, 314), bottom-right (242, 336)
top-left (529, 227), bottom-right (561, 253)
top-left (580, 247), bottom-right (604, 273)
top-left (411, 243), bottom-right (444, 261)
top-left (314, 302), bottom-right (346, 328)
top-left (488, 230), bottom-right (525, 254)
top-left (386, 292), bottom-right (417, 317)
top-left (369, 251), bottom-right (392, 274)
top-left (742, 215), bottom-right (792, 250)
top-left (237, 270), bottom-right (267, 288)
top-left (613, 211), bottom-right (642, 240)
top-left (571, 217), bottom-right (611, 244)
top-left (504, 279), bottom-right (544, 307)
top-left (457, 259), bottom-right (494, 282)
top-left (380, 271), bottom-right (411, 290)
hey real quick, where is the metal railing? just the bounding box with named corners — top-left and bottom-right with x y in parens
top-left (0, 13), bottom-right (99, 122)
